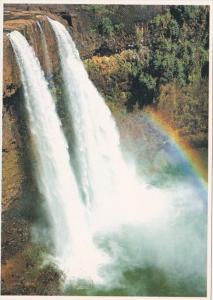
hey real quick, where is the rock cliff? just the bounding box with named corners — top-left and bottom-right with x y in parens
top-left (2, 5), bottom-right (209, 295)
top-left (3, 11), bottom-right (67, 98)
top-left (3, 10), bottom-right (68, 214)
top-left (3, 4), bottom-right (163, 98)
top-left (2, 4), bottom-right (146, 212)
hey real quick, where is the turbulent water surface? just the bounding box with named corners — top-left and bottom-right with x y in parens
top-left (9, 19), bottom-right (207, 296)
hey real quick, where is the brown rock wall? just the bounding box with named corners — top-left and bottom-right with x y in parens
top-left (2, 8), bottom-right (73, 215)
top-left (2, 100), bottom-right (25, 212)
top-left (3, 12), bottom-right (67, 98)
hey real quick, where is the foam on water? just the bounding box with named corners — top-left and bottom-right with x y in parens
top-left (9, 20), bottom-right (207, 294)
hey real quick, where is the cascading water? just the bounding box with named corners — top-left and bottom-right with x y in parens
top-left (48, 18), bottom-right (128, 209)
top-left (8, 19), bottom-right (207, 295)
top-left (48, 18), bottom-right (207, 295)
top-left (9, 30), bottom-right (106, 282)
top-left (36, 21), bottom-right (54, 89)
top-left (48, 18), bottom-right (167, 226)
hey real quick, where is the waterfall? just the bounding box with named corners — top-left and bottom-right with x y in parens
top-left (8, 20), bottom-right (206, 295)
top-left (9, 30), bottom-right (106, 282)
top-left (36, 21), bottom-right (54, 89)
top-left (48, 18), bottom-right (172, 230)
top-left (36, 21), bottom-right (52, 77)
top-left (48, 18), bottom-right (143, 218)
top-left (47, 19), bottom-right (207, 293)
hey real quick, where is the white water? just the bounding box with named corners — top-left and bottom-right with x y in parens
top-left (8, 21), bottom-right (207, 294)
top-left (48, 18), bottom-right (126, 209)
top-left (36, 21), bottom-right (53, 78)
top-left (48, 18), bottom-right (171, 227)
top-left (9, 30), bottom-right (106, 282)
top-left (48, 18), bottom-right (206, 293)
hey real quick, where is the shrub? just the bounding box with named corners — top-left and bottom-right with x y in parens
top-left (98, 17), bottom-right (114, 36)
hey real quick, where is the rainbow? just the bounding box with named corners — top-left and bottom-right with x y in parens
top-left (145, 108), bottom-right (208, 186)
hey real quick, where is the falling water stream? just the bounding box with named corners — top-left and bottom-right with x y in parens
top-left (8, 19), bottom-right (207, 296)
top-left (48, 18), bottom-right (158, 224)
top-left (48, 18), bottom-right (207, 296)
top-left (9, 30), bottom-right (106, 283)
top-left (36, 21), bottom-right (53, 78)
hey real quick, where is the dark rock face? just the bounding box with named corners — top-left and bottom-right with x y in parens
top-left (2, 4), bottom-right (160, 212)
top-left (2, 4), bottom-right (134, 212)
top-left (60, 12), bottom-right (72, 26)
top-left (3, 11), bottom-right (66, 98)
top-left (3, 4), bottom-right (163, 97)
top-left (1, 5), bottom-right (169, 295)
top-left (2, 9), bottom-right (64, 293)
top-left (2, 11), bottom-right (64, 217)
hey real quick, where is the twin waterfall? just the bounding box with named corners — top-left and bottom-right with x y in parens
top-left (9, 28), bottom-right (106, 282)
top-left (8, 19), bottom-right (143, 283)
top-left (8, 18), bottom-right (206, 291)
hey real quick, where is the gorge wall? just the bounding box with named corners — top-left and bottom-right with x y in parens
top-left (2, 9), bottom-right (74, 293)
top-left (2, 4), bottom-right (209, 214)
top-left (1, 5), bottom-right (209, 295)
top-left (3, 4), bottom-right (161, 212)
top-left (3, 10), bottom-right (63, 214)
top-left (3, 6), bottom-right (150, 293)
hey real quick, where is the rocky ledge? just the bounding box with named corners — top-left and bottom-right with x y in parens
top-left (3, 4), bottom-right (149, 99)
top-left (3, 10), bottom-right (69, 98)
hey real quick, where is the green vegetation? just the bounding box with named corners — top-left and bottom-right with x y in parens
top-left (157, 79), bottom-right (208, 147)
top-left (98, 17), bottom-right (114, 36)
top-left (85, 5), bottom-right (209, 147)
top-left (128, 5), bottom-right (209, 108)
top-left (81, 4), bottom-right (164, 35)
top-left (98, 18), bottom-right (125, 36)
top-left (84, 50), bottom-right (140, 112)
top-left (83, 4), bottom-right (109, 15)
top-left (63, 265), bottom-right (205, 296)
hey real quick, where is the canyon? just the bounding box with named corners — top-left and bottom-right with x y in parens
top-left (2, 4), bottom-right (209, 296)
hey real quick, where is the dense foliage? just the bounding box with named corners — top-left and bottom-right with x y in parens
top-left (84, 5), bottom-right (209, 147)
top-left (129, 5), bottom-right (209, 108)
top-left (82, 5), bottom-right (164, 35)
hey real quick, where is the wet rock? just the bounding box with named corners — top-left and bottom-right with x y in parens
top-left (3, 12), bottom-right (65, 98)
